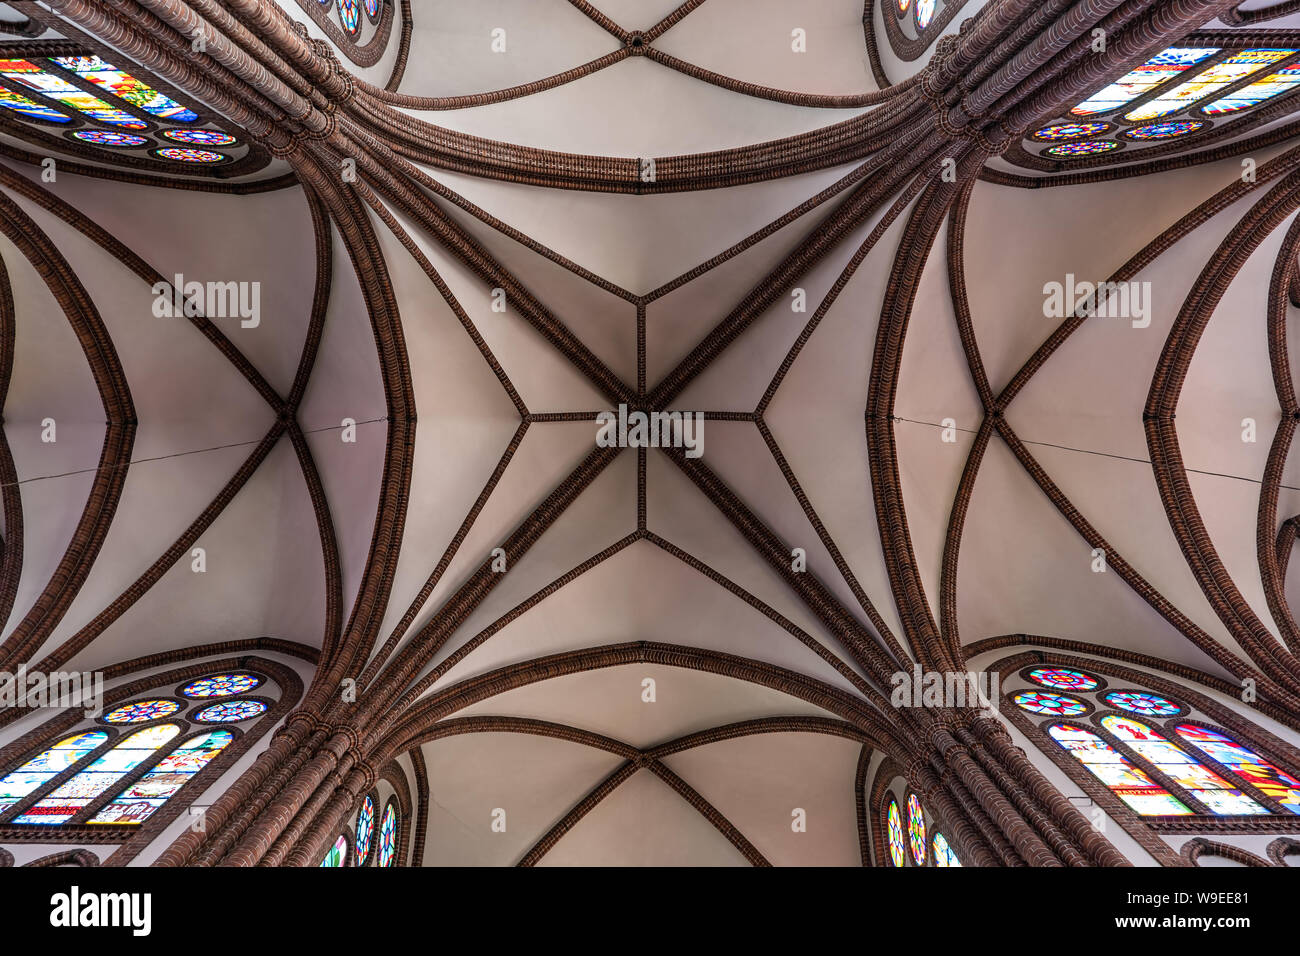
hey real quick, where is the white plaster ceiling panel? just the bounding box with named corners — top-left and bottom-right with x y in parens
top-left (660, 731), bottom-right (864, 865)
top-left (400, 0), bottom-right (620, 99)
top-left (418, 732), bottom-right (625, 866)
top-left (653, 0), bottom-right (876, 96)
top-left (431, 538), bottom-right (863, 695)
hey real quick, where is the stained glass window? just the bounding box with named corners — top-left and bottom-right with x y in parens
top-left (161, 128), bottom-right (237, 147)
top-left (886, 798), bottom-right (905, 867)
top-left (152, 147), bottom-right (226, 164)
top-left (1071, 48), bottom-right (1219, 116)
top-left (0, 58), bottom-right (146, 129)
top-left (48, 56), bottom-right (199, 122)
top-left (1203, 62), bottom-right (1300, 115)
top-left (1014, 690), bottom-right (1089, 716)
top-left (1124, 120), bottom-right (1206, 139)
top-left (355, 793), bottom-right (376, 866)
top-left (365, 0), bottom-right (381, 16)
top-left (103, 699), bottom-right (180, 723)
top-left (0, 731), bottom-right (107, 816)
top-left (89, 729), bottom-right (232, 824)
top-left (379, 802), bottom-right (397, 866)
top-left (192, 699), bottom-right (267, 723)
top-left (915, 0), bottom-right (936, 29)
top-left (1104, 691), bottom-right (1180, 717)
top-left (71, 129), bottom-right (147, 147)
top-left (181, 673), bottom-right (260, 698)
top-left (13, 724), bottom-right (180, 824)
top-left (1101, 715), bottom-right (1265, 815)
top-left (0, 85), bottom-right (72, 123)
top-left (321, 834), bottom-right (347, 867)
top-left (338, 0), bottom-right (361, 33)
top-left (1125, 49), bottom-right (1294, 122)
top-left (897, 0), bottom-right (910, 11)
top-left (1027, 667), bottom-right (1100, 691)
top-left (1034, 122), bottom-right (1110, 141)
top-left (1045, 141), bottom-right (1121, 157)
top-left (1175, 724), bottom-right (1300, 813)
top-left (906, 793), bottom-right (926, 865)
top-left (932, 832), bottom-right (961, 866)
top-left (1048, 723), bottom-right (1192, 816)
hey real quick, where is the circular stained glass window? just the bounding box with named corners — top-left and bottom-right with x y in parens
top-left (1014, 690), bottom-right (1089, 716)
top-left (916, 0), bottom-right (936, 29)
top-left (1124, 121), bottom-right (1205, 140)
top-left (906, 793), bottom-right (926, 865)
top-left (1104, 691), bottom-right (1181, 717)
top-left (1045, 140), bottom-right (1121, 158)
top-left (1034, 122), bottom-right (1110, 141)
top-left (355, 794), bottom-right (376, 865)
top-left (71, 129), bottom-right (147, 148)
top-left (1027, 667), bottom-right (1100, 691)
top-left (338, 0), bottom-right (360, 33)
top-left (193, 699), bottom-right (268, 723)
top-left (161, 128), bottom-right (237, 147)
top-left (886, 799), bottom-right (905, 867)
top-left (320, 834), bottom-right (347, 867)
top-left (181, 673), bottom-right (261, 698)
top-left (104, 699), bottom-right (180, 723)
top-left (151, 147), bottom-right (226, 164)
top-left (379, 802), bottom-right (397, 866)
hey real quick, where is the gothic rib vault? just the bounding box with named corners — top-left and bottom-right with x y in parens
top-left (1, 0), bottom-right (1300, 867)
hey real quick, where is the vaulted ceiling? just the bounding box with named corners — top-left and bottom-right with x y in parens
top-left (4, 0), bottom-right (1300, 866)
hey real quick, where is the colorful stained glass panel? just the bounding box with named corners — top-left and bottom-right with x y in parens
top-left (1045, 141), bottom-right (1121, 157)
top-left (152, 147), bottom-right (225, 163)
top-left (916, 0), bottom-right (936, 29)
top-left (1102, 715), bottom-right (1265, 815)
top-left (338, 0), bottom-right (361, 33)
top-left (50, 56), bottom-right (198, 122)
top-left (321, 834), bottom-right (347, 867)
top-left (932, 832), bottom-right (961, 866)
top-left (71, 129), bottom-right (147, 147)
top-left (0, 86), bottom-right (72, 123)
top-left (1175, 724), bottom-right (1300, 813)
top-left (1124, 120), bottom-right (1205, 139)
top-left (1104, 692), bottom-right (1181, 717)
top-left (1125, 49), bottom-right (1294, 122)
top-left (14, 724), bottom-right (179, 823)
top-left (1072, 47), bottom-right (1219, 116)
top-left (906, 793), bottom-right (926, 865)
top-left (0, 731), bottom-right (107, 815)
top-left (161, 128), bottom-right (237, 147)
top-left (1203, 61), bottom-right (1300, 115)
top-left (886, 799), bottom-right (905, 867)
top-left (1027, 667), bottom-right (1100, 691)
top-left (355, 793), bottom-right (375, 865)
top-left (193, 699), bottom-right (267, 723)
top-left (104, 699), bottom-right (179, 723)
top-left (90, 729), bottom-right (232, 824)
top-left (365, 0), bottom-right (381, 16)
top-left (379, 802), bottom-right (397, 866)
top-left (0, 59), bottom-right (146, 129)
top-left (1014, 691), bottom-right (1088, 716)
top-left (1035, 122), bottom-right (1110, 141)
top-left (1048, 723), bottom-right (1192, 816)
top-left (180, 673), bottom-right (260, 698)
